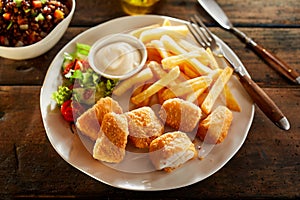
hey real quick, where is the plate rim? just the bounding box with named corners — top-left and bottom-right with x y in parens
top-left (40, 15), bottom-right (255, 191)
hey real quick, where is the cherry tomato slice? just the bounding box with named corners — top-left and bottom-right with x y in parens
top-left (63, 61), bottom-right (75, 75)
top-left (74, 60), bottom-right (83, 70)
top-left (61, 100), bottom-right (74, 122)
top-left (63, 59), bottom-right (83, 75)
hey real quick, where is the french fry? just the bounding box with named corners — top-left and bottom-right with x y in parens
top-left (182, 63), bottom-right (200, 78)
top-left (201, 66), bottom-right (233, 114)
top-left (148, 61), bottom-right (167, 78)
top-left (130, 85), bottom-right (147, 109)
top-left (178, 39), bottom-right (215, 67)
top-left (157, 88), bottom-right (166, 105)
top-left (161, 51), bottom-right (201, 70)
top-left (186, 87), bottom-right (207, 103)
top-left (131, 66), bottom-right (181, 105)
top-left (134, 83), bottom-right (152, 108)
top-left (204, 50), bottom-right (241, 111)
top-left (139, 26), bottom-right (189, 43)
top-left (197, 91), bottom-right (209, 106)
top-left (205, 47), bottom-right (219, 70)
top-left (160, 35), bottom-right (212, 75)
top-left (178, 39), bottom-right (205, 52)
top-left (131, 84), bottom-right (145, 97)
top-left (129, 24), bottom-right (160, 38)
top-left (113, 68), bottom-right (153, 96)
top-left (149, 92), bottom-right (159, 106)
top-left (162, 19), bottom-right (172, 26)
top-left (161, 76), bottom-right (212, 101)
top-left (150, 40), bottom-right (170, 59)
top-left (180, 70), bottom-right (192, 80)
top-left (146, 43), bottom-right (163, 63)
top-left (208, 68), bottom-right (223, 81)
top-left (160, 35), bottom-right (188, 55)
top-left (160, 90), bottom-right (176, 101)
top-left (147, 61), bottom-right (179, 88)
top-left (188, 76), bottom-right (211, 85)
top-left (223, 84), bottom-right (241, 112)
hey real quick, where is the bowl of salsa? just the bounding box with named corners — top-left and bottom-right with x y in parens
top-left (0, 0), bottom-right (75, 60)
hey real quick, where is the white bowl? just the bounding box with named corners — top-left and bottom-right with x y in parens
top-left (88, 33), bottom-right (147, 80)
top-left (0, 0), bottom-right (76, 60)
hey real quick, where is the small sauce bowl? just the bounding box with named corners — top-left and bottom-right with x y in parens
top-left (88, 33), bottom-right (147, 80)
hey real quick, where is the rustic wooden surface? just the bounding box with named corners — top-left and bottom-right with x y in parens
top-left (0, 0), bottom-right (299, 199)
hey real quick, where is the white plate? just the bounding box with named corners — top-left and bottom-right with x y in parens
top-left (40, 15), bottom-right (254, 191)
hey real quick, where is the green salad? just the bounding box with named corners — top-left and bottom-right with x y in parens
top-left (52, 43), bottom-right (119, 122)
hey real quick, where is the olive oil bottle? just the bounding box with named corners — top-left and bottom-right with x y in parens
top-left (121, 0), bottom-right (160, 15)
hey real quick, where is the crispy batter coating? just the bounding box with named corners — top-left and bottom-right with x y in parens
top-left (94, 97), bottom-right (123, 125)
top-left (159, 98), bottom-right (202, 132)
top-left (149, 131), bottom-right (197, 172)
top-left (197, 106), bottom-right (233, 144)
top-left (93, 112), bottom-right (129, 163)
top-left (75, 107), bottom-right (100, 141)
top-left (76, 97), bottom-right (123, 141)
top-left (125, 106), bottom-right (164, 148)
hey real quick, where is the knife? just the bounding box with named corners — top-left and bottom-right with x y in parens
top-left (198, 0), bottom-right (300, 84)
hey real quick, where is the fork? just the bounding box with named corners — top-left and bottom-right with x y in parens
top-left (187, 14), bottom-right (290, 131)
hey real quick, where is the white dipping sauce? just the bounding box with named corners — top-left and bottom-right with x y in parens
top-left (94, 42), bottom-right (142, 76)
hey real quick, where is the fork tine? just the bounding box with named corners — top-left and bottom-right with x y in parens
top-left (187, 20), bottom-right (207, 48)
top-left (193, 14), bottom-right (214, 44)
top-left (187, 14), bottom-right (216, 50)
top-left (190, 16), bottom-right (211, 46)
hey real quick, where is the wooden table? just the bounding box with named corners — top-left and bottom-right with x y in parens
top-left (1, 0), bottom-right (299, 199)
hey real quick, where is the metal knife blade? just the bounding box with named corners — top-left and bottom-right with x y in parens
top-left (198, 0), bottom-right (300, 84)
top-left (198, 0), bottom-right (232, 30)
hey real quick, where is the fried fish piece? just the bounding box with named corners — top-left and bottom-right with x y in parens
top-left (125, 106), bottom-right (164, 149)
top-left (93, 112), bottom-right (129, 163)
top-left (159, 98), bottom-right (202, 132)
top-left (149, 131), bottom-right (197, 172)
top-left (94, 97), bottom-right (123, 125)
top-left (76, 97), bottom-right (123, 141)
top-left (197, 105), bottom-right (233, 144)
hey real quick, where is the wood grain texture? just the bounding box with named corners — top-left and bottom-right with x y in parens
top-left (70, 0), bottom-right (300, 26)
top-left (0, 0), bottom-right (299, 199)
top-left (0, 27), bottom-right (299, 87)
top-left (0, 86), bottom-right (299, 199)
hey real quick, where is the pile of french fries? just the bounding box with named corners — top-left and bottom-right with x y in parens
top-left (113, 19), bottom-right (241, 114)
